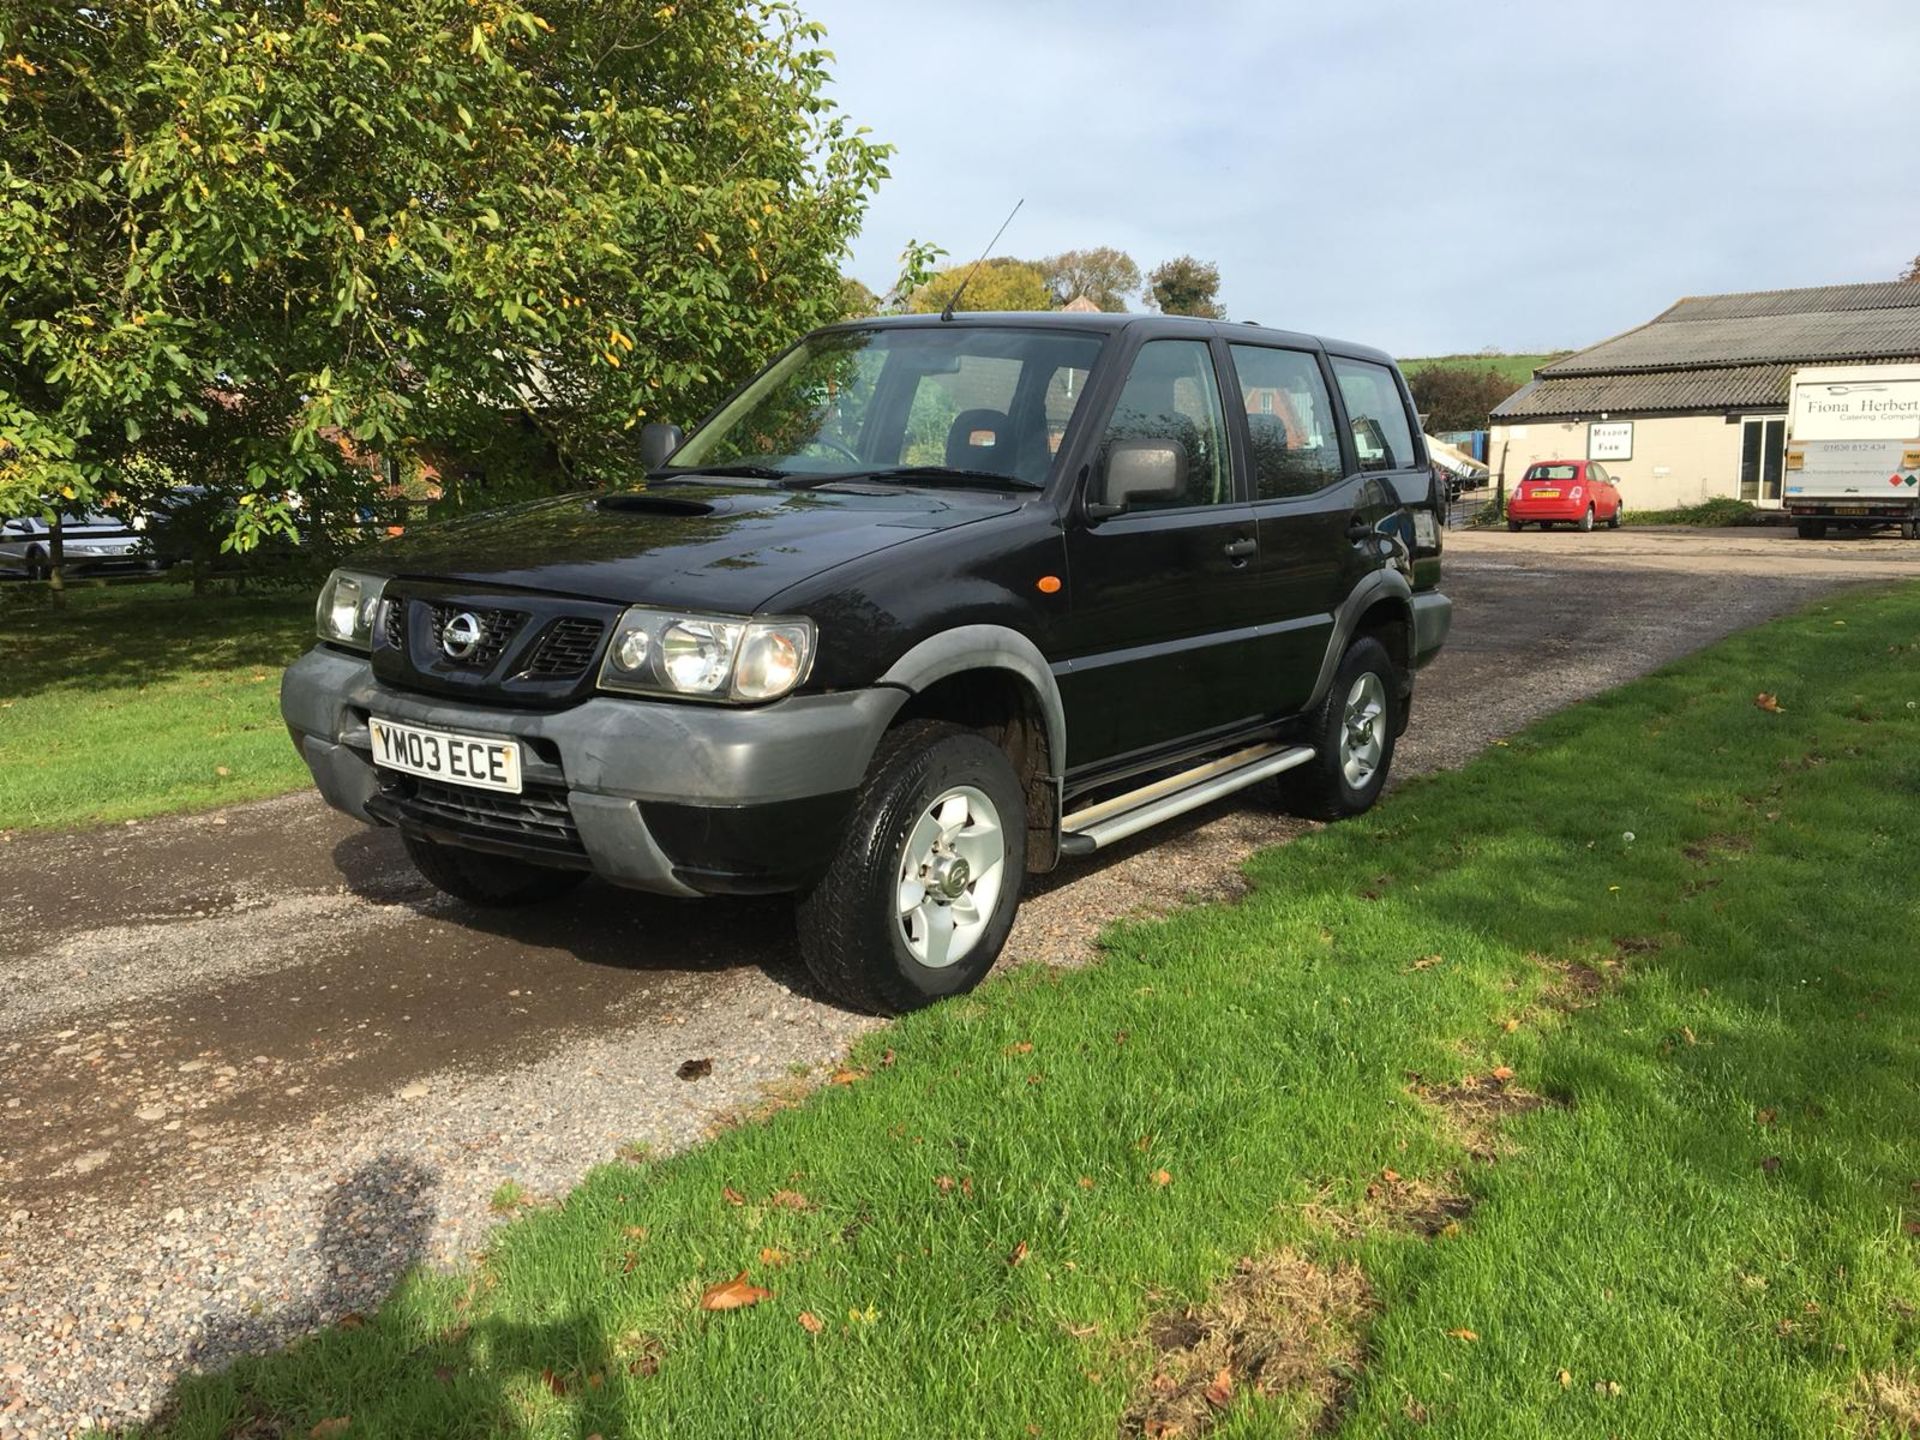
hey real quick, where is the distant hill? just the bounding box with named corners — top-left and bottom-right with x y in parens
top-left (1399, 352), bottom-right (1571, 386)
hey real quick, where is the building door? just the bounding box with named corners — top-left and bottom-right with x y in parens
top-left (1740, 417), bottom-right (1786, 507)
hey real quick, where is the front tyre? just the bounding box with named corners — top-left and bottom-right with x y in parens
top-left (401, 833), bottom-right (588, 906)
top-left (1607, 504), bottom-right (1622, 529)
top-left (1284, 637), bottom-right (1398, 820)
top-left (797, 721), bottom-right (1026, 1015)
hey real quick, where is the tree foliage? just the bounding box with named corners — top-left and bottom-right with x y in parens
top-left (1406, 364), bottom-right (1521, 431)
top-left (837, 276), bottom-right (880, 320)
top-left (1902, 253), bottom-right (1920, 282)
top-left (1039, 247), bottom-right (1141, 311)
top-left (905, 259), bottom-right (1052, 315)
top-left (0, 1), bottom-right (888, 553)
top-left (1146, 255), bottom-right (1225, 319)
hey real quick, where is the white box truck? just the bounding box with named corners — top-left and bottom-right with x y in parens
top-left (1783, 364), bottom-right (1920, 538)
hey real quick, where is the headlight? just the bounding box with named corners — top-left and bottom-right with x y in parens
top-left (315, 568), bottom-right (388, 650)
top-left (598, 607), bottom-right (814, 703)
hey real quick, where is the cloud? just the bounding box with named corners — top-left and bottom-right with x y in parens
top-left (808, 0), bottom-right (1920, 354)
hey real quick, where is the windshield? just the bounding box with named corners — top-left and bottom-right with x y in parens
top-left (668, 325), bottom-right (1105, 489)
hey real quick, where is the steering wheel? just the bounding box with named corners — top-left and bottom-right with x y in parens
top-left (798, 436), bottom-right (861, 465)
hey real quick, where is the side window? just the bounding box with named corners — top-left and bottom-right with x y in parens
top-left (1099, 339), bottom-right (1230, 509)
top-left (1589, 464), bottom-right (1608, 484)
top-left (1331, 357), bottom-right (1419, 472)
top-left (1229, 345), bottom-right (1344, 500)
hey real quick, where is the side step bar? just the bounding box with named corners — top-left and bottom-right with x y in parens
top-left (1058, 742), bottom-right (1316, 855)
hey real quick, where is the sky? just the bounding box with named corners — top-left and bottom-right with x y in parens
top-left (804, 0), bottom-right (1920, 357)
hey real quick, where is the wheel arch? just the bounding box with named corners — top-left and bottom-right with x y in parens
top-left (1304, 569), bottom-right (1415, 714)
top-left (876, 625), bottom-right (1067, 872)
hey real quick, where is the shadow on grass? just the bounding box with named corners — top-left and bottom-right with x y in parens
top-left (0, 583), bottom-right (312, 700)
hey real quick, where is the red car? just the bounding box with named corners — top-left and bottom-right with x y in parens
top-left (1506, 460), bottom-right (1623, 531)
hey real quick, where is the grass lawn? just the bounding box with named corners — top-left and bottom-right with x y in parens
top-left (1398, 352), bottom-right (1569, 387)
top-left (0, 582), bottom-right (314, 831)
top-left (137, 587), bottom-right (1919, 1439)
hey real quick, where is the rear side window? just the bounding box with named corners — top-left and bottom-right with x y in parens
top-left (1229, 345), bottom-right (1343, 499)
top-left (1331, 358), bottom-right (1418, 472)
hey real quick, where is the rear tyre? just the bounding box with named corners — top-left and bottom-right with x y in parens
top-left (401, 833), bottom-right (588, 906)
top-left (1902, 519), bottom-right (1919, 541)
top-left (1796, 519), bottom-right (1828, 540)
top-left (1284, 637), bottom-right (1398, 821)
top-left (797, 720), bottom-right (1026, 1016)
top-left (1578, 505), bottom-right (1595, 532)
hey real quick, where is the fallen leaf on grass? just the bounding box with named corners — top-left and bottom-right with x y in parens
top-left (1557, 1368), bottom-right (1572, 1388)
top-left (1755, 692), bottom-right (1783, 713)
top-left (623, 1225), bottom-right (649, 1239)
top-left (700, 1271), bottom-right (772, 1312)
top-left (540, 1368), bottom-right (568, 1396)
top-left (768, 1189), bottom-right (811, 1210)
top-left (1447, 1328), bottom-right (1479, 1342)
top-left (1004, 1040), bottom-right (1034, 1055)
top-left (1489, 1065), bottom-right (1515, 1082)
top-left (797, 1311), bottom-right (824, 1334)
top-left (829, 1068), bottom-right (865, 1085)
top-left (1756, 1108), bottom-right (1777, 1127)
top-left (1152, 1169), bottom-right (1173, 1187)
top-left (1203, 1366), bottom-right (1234, 1408)
top-left (1595, 1379), bottom-right (1622, 1397)
top-left (1008, 1241), bottom-right (1029, 1266)
top-left (1760, 1156), bottom-right (1782, 1174)
top-left (721, 1186), bottom-right (746, 1206)
top-left (1502, 1018), bottom-right (1521, 1033)
top-left (310, 1420), bottom-right (350, 1440)
top-left (1407, 953), bottom-right (1445, 971)
top-left (880, 1049), bottom-right (896, 1068)
top-left (675, 1058), bottom-right (712, 1081)
top-left (334, 1312), bottom-right (365, 1330)
top-left (759, 1247), bottom-right (790, 1266)
top-left (1077, 1176), bottom-right (1095, 1190)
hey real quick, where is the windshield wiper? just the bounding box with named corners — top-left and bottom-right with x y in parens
top-left (842, 466), bottom-right (1043, 492)
top-left (659, 462), bottom-right (791, 481)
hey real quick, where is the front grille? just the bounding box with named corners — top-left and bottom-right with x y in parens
top-left (382, 598), bottom-right (406, 652)
top-left (426, 603), bottom-right (522, 667)
top-left (525, 617), bottom-right (607, 678)
top-left (380, 774), bottom-right (584, 855)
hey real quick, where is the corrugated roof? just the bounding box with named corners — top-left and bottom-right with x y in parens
top-left (1492, 280), bottom-right (1920, 418)
top-left (1494, 365), bottom-right (1797, 418)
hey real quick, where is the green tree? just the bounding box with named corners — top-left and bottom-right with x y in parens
top-left (906, 259), bottom-right (1052, 314)
top-left (0, 1), bottom-right (889, 577)
top-left (838, 277), bottom-right (881, 320)
top-left (1039, 247), bottom-right (1141, 311)
top-left (1406, 364), bottom-right (1522, 431)
top-left (1146, 255), bottom-right (1226, 319)
top-left (1902, 253), bottom-right (1920, 282)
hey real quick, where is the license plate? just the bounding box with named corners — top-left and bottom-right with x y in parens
top-left (368, 717), bottom-right (522, 793)
top-left (1832, 505), bottom-right (1868, 515)
top-left (1530, 489), bottom-right (1560, 498)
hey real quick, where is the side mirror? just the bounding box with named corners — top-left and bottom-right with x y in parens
top-left (640, 422), bottom-right (685, 471)
top-left (1090, 438), bottom-right (1186, 518)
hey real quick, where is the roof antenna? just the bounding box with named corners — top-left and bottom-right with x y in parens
top-left (941, 198), bottom-right (1024, 322)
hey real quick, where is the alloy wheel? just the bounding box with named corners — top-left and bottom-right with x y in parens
top-left (896, 785), bottom-right (1005, 968)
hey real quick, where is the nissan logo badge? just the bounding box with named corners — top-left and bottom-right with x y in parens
top-left (441, 611), bottom-right (484, 660)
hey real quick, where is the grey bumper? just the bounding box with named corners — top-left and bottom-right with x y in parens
top-left (280, 646), bottom-right (904, 897)
top-left (1411, 591), bottom-right (1452, 669)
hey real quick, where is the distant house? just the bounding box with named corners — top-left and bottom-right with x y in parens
top-left (1489, 281), bottom-right (1920, 511)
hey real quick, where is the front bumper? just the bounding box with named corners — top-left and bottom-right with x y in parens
top-left (281, 645), bottom-right (901, 897)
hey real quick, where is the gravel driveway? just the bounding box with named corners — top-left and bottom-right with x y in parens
top-left (3, 525), bottom-right (1916, 1435)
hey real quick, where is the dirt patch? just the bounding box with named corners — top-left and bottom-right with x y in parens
top-left (1414, 1073), bottom-right (1555, 1159)
top-left (1858, 1367), bottom-right (1920, 1437)
top-left (1539, 953), bottom-right (1625, 1010)
top-left (1683, 832), bottom-right (1754, 866)
top-left (1303, 1171), bottom-right (1475, 1242)
top-left (1120, 1250), bottom-right (1372, 1439)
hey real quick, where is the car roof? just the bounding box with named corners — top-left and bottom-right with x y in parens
top-left (825, 311), bottom-right (1400, 369)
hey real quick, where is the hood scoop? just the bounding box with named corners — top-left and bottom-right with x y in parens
top-left (594, 492), bottom-right (720, 518)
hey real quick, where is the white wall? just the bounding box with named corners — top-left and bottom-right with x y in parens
top-left (1487, 413), bottom-right (1767, 510)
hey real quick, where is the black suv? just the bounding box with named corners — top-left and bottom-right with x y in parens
top-left (282, 314), bottom-right (1450, 1013)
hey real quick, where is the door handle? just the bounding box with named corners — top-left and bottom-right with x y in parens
top-left (1346, 514), bottom-right (1373, 542)
top-left (1223, 537), bottom-right (1257, 560)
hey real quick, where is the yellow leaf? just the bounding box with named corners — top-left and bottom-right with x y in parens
top-left (1447, 1327), bottom-right (1479, 1342)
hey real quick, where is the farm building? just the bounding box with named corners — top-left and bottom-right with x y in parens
top-left (1488, 281), bottom-right (1920, 512)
